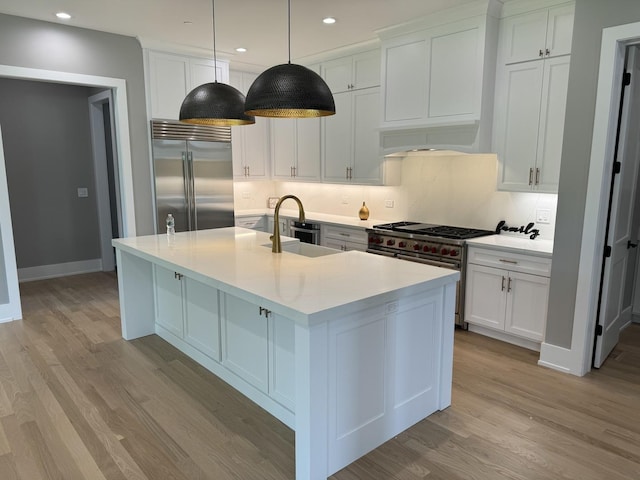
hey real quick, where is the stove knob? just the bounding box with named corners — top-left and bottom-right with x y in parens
top-left (387, 239), bottom-right (395, 246)
top-left (431, 247), bottom-right (438, 254)
top-left (414, 244), bottom-right (422, 251)
top-left (368, 236), bottom-right (375, 243)
top-left (450, 249), bottom-right (459, 257)
top-left (377, 238), bottom-right (384, 244)
top-left (441, 247), bottom-right (449, 255)
top-left (398, 241), bottom-right (407, 248)
top-left (423, 245), bottom-right (430, 253)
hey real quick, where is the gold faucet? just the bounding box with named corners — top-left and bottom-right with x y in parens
top-left (272, 195), bottom-right (305, 253)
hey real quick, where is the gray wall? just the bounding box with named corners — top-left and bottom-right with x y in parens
top-left (0, 13), bottom-right (154, 236)
top-left (0, 79), bottom-right (100, 268)
top-left (547, 0), bottom-right (640, 347)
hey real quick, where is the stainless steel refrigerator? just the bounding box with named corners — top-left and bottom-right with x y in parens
top-left (151, 121), bottom-right (235, 233)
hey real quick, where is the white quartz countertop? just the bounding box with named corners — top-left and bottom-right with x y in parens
top-left (113, 228), bottom-right (459, 325)
top-left (236, 209), bottom-right (386, 229)
top-left (466, 234), bottom-right (554, 257)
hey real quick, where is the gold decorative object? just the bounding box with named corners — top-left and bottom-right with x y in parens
top-left (359, 202), bottom-right (370, 220)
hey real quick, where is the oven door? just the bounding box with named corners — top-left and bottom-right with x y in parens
top-left (289, 223), bottom-right (321, 245)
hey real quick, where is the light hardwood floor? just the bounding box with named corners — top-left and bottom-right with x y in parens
top-left (0, 272), bottom-right (638, 479)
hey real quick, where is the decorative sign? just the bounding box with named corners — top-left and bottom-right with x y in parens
top-left (495, 220), bottom-right (540, 240)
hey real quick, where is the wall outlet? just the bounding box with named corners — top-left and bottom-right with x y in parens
top-left (536, 208), bottom-right (551, 224)
top-left (385, 199), bottom-right (394, 208)
top-left (242, 191), bottom-right (250, 199)
top-left (341, 195), bottom-right (349, 204)
top-left (77, 187), bottom-right (88, 198)
top-left (268, 197), bottom-right (279, 209)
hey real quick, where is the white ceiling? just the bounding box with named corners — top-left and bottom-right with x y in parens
top-left (0, 0), bottom-right (479, 69)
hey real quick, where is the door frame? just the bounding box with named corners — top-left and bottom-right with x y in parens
top-left (88, 90), bottom-right (121, 271)
top-left (0, 65), bottom-right (137, 239)
top-left (557, 22), bottom-right (640, 376)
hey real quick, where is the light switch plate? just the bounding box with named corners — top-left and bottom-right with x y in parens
top-left (385, 199), bottom-right (394, 208)
top-left (77, 187), bottom-right (88, 198)
top-left (536, 208), bottom-right (551, 224)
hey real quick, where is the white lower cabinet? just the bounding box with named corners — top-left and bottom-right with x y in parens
top-left (154, 264), bottom-right (220, 360)
top-left (465, 246), bottom-right (551, 344)
top-left (235, 215), bottom-right (266, 232)
top-left (221, 293), bottom-right (295, 410)
top-left (321, 224), bottom-right (368, 252)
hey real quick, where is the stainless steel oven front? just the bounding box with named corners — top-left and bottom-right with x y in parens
top-left (289, 221), bottom-right (321, 245)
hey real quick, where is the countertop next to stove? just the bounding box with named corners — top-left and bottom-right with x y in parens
top-left (466, 235), bottom-right (554, 257)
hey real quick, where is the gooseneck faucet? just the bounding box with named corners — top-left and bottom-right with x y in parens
top-left (272, 195), bottom-right (305, 253)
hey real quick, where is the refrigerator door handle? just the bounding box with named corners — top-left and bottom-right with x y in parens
top-left (182, 151), bottom-right (193, 231)
top-left (188, 151), bottom-right (197, 230)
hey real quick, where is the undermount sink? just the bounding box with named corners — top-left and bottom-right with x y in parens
top-left (261, 242), bottom-right (343, 258)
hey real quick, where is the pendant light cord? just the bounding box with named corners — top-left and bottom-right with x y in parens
top-left (287, 0), bottom-right (291, 64)
top-left (212, 0), bottom-right (218, 82)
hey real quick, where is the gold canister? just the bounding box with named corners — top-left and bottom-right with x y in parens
top-left (358, 202), bottom-right (370, 220)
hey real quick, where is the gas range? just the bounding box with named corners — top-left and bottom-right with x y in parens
top-left (366, 221), bottom-right (495, 328)
top-left (366, 221), bottom-right (494, 264)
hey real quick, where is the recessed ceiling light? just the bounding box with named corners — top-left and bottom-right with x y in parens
top-left (323, 17), bottom-right (336, 25)
top-left (56, 12), bottom-right (71, 20)
top-left (236, 47), bottom-right (247, 53)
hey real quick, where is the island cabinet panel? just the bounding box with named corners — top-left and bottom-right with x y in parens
top-left (183, 278), bottom-right (221, 361)
top-left (326, 290), bottom-right (443, 475)
top-left (269, 315), bottom-right (296, 412)
top-left (221, 294), bottom-right (269, 393)
top-left (154, 265), bottom-right (184, 338)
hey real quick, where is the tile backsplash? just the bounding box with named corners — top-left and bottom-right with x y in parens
top-left (233, 153), bottom-right (558, 240)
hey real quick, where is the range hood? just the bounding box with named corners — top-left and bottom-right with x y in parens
top-left (376, 0), bottom-right (500, 156)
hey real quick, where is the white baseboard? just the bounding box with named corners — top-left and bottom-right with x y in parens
top-left (467, 324), bottom-right (541, 351)
top-left (538, 341), bottom-right (576, 375)
top-left (18, 259), bottom-right (103, 282)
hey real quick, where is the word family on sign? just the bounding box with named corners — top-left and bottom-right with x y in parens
top-left (495, 220), bottom-right (540, 240)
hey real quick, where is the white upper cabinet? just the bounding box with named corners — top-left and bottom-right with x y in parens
top-left (494, 1), bottom-right (574, 192)
top-left (229, 70), bottom-right (270, 180)
top-left (271, 117), bottom-right (321, 181)
top-left (377, 0), bottom-right (500, 152)
top-left (146, 50), bottom-right (229, 121)
top-left (322, 50), bottom-right (380, 93)
top-left (500, 3), bottom-right (575, 64)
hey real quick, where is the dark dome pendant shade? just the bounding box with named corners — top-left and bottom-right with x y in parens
top-left (178, 0), bottom-right (255, 126)
top-left (180, 82), bottom-right (255, 126)
top-left (244, 0), bottom-right (335, 118)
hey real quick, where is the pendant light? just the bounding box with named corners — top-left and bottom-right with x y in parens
top-left (244, 0), bottom-right (335, 118)
top-left (179, 0), bottom-right (255, 126)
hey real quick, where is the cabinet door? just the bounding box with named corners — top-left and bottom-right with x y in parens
top-left (269, 315), bottom-right (295, 411)
top-left (271, 118), bottom-right (296, 179)
top-left (323, 92), bottom-right (352, 182)
top-left (352, 88), bottom-right (382, 184)
top-left (353, 50), bottom-right (380, 90)
top-left (154, 265), bottom-right (184, 337)
top-left (242, 72), bottom-right (270, 179)
top-left (229, 72), bottom-right (247, 178)
top-left (189, 58), bottom-right (226, 88)
top-left (465, 264), bottom-right (507, 330)
top-left (323, 56), bottom-right (353, 93)
top-left (295, 118), bottom-right (321, 181)
top-left (184, 277), bottom-right (220, 361)
top-left (148, 52), bottom-right (189, 120)
top-left (535, 55), bottom-right (570, 192)
top-left (428, 25), bottom-right (479, 120)
top-left (222, 294), bottom-right (268, 392)
top-left (495, 61), bottom-right (544, 191)
top-left (505, 272), bottom-right (549, 341)
top-left (500, 10), bottom-right (548, 64)
top-left (381, 31), bottom-right (429, 124)
top-left (546, 4), bottom-right (575, 58)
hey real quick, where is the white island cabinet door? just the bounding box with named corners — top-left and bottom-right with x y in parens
top-left (269, 315), bottom-right (295, 412)
top-left (184, 278), bottom-right (221, 361)
top-left (221, 294), bottom-right (268, 393)
top-left (154, 264), bottom-right (184, 338)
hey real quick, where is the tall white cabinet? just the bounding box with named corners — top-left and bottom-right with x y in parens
top-left (493, 2), bottom-right (575, 192)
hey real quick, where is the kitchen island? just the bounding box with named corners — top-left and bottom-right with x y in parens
top-left (112, 227), bottom-right (459, 480)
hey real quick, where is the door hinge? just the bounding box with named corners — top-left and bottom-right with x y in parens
top-left (623, 71), bottom-right (631, 87)
top-left (604, 245), bottom-right (612, 258)
top-left (613, 161), bottom-right (621, 174)
top-left (595, 324), bottom-right (603, 336)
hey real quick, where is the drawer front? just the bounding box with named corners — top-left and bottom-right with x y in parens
top-left (323, 224), bottom-right (368, 245)
top-left (467, 246), bottom-right (551, 277)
